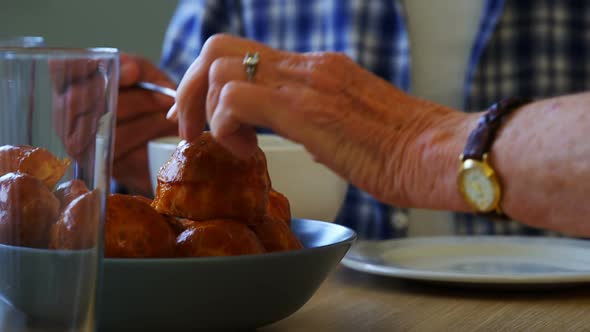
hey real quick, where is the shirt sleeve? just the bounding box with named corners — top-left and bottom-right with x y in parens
top-left (159, 0), bottom-right (242, 83)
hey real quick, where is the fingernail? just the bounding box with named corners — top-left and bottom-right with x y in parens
top-left (166, 104), bottom-right (177, 120)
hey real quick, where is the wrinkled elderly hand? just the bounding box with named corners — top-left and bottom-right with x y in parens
top-left (51, 54), bottom-right (176, 196)
top-left (168, 34), bottom-right (471, 209)
top-left (51, 58), bottom-right (112, 165)
top-left (115, 54), bottom-right (177, 196)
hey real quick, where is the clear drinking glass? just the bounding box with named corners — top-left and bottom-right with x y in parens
top-left (0, 36), bottom-right (45, 47)
top-left (0, 37), bottom-right (45, 145)
top-left (0, 47), bottom-right (119, 331)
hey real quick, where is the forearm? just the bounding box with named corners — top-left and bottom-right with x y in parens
top-left (407, 92), bottom-right (590, 236)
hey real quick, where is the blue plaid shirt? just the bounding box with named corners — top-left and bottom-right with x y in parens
top-left (160, 0), bottom-right (590, 239)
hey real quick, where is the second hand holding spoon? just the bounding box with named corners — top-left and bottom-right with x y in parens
top-left (135, 81), bottom-right (178, 120)
top-left (135, 81), bottom-right (177, 99)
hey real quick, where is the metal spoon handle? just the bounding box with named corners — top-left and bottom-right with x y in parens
top-left (135, 81), bottom-right (177, 99)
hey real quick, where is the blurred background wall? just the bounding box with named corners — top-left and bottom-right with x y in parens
top-left (0, 0), bottom-right (178, 63)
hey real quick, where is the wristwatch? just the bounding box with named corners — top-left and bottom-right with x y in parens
top-left (457, 97), bottom-right (531, 216)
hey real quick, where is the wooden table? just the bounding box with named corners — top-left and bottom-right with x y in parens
top-left (260, 266), bottom-right (590, 332)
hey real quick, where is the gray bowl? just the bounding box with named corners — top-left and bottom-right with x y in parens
top-left (98, 219), bottom-right (356, 331)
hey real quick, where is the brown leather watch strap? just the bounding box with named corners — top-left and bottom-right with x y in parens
top-left (462, 97), bottom-right (532, 161)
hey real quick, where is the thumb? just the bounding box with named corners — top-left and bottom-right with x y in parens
top-left (119, 54), bottom-right (142, 87)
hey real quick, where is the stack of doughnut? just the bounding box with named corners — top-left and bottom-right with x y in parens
top-left (0, 132), bottom-right (302, 258)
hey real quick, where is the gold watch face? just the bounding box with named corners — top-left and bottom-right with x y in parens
top-left (458, 158), bottom-right (501, 212)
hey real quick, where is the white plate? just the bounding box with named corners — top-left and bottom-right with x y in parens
top-left (341, 236), bottom-right (590, 285)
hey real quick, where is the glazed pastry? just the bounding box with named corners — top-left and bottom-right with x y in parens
top-left (250, 192), bottom-right (302, 252)
top-left (152, 132), bottom-right (270, 224)
top-left (267, 189), bottom-right (291, 226)
top-left (105, 194), bottom-right (176, 258)
top-left (0, 145), bottom-right (70, 189)
top-left (166, 217), bottom-right (197, 234)
top-left (54, 179), bottom-right (90, 212)
top-left (250, 189), bottom-right (302, 252)
top-left (49, 190), bottom-right (100, 250)
top-left (250, 217), bottom-right (303, 252)
top-left (0, 172), bottom-right (60, 248)
top-left (176, 219), bottom-right (265, 257)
